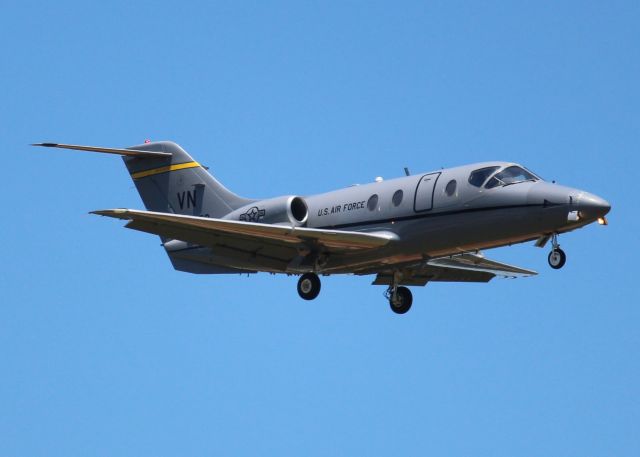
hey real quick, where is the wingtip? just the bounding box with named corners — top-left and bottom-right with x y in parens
top-left (90, 208), bottom-right (129, 216)
top-left (509, 270), bottom-right (538, 278)
top-left (31, 142), bottom-right (57, 147)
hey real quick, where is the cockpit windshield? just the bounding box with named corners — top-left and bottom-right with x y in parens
top-left (485, 166), bottom-right (538, 189)
top-left (468, 166), bottom-right (500, 187)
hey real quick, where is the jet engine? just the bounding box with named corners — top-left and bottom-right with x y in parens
top-left (224, 195), bottom-right (308, 226)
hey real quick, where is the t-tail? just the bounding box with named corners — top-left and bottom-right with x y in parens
top-left (32, 140), bottom-right (254, 273)
top-left (33, 140), bottom-right (252, 217)
top-left (120, 141), bottom-right (252, 217)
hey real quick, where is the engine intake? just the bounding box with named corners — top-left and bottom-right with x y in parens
top-left (224, 195), bottom-right (309, 226)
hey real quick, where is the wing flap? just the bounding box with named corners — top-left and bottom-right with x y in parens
top-left (372, 269), bottom-right (495, 286)
top-left (427, 253), bottom-right (537, 277)
top-left (370, 252), bottom-right (535, 286)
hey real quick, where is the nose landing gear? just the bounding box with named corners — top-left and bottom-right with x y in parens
top-left (297, 273), bottom-right (321, 300)
top-left (548, 233), bottom-right (567, 269)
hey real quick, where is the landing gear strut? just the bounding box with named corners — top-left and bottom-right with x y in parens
top-left (385, 273), bottom-right (413, 314)
top-left (548, 233), bottom-right (567, 269)
top-left (297, 273), bottom-right (321, 300)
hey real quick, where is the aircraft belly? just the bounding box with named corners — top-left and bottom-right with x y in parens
top-left (403, 205), bottom-right (571, 256)
top-left (328, 204), bottom-right (573, 266)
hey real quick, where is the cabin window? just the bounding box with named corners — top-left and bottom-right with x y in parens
top-left (445, 180), bottom-right (457, 196)
top-left (367, 194), bottom-right (379, 211)
top-left (392, 189), bottom-right (403, 206)
top-left (485, 166), bottom-right (538, 189)
top-left (468, 166), bottom-right (500, 187)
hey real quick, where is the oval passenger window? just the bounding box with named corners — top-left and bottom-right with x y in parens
top-left (445, 180), bottom-right (457, 196)
top-left (392, 189), bottom-right (403, 206)
top-left (367, 194), bottom-right (379, 211)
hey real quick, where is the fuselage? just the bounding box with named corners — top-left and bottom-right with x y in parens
top-left (156, 154), bottom-right (610, 274)
top-left (301, 161), bottom-right (610, 272)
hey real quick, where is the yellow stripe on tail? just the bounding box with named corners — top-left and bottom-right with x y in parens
top-left (131, 161), bottom-right (201, 179)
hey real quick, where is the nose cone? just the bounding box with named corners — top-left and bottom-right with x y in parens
top-left (527, 181), bottom-right (576, 205)
top-left (578, 192), bottom-right (611, 220)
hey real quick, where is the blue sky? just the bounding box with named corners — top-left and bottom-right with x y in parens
top-left (1, 1), bottom-right (638, 455)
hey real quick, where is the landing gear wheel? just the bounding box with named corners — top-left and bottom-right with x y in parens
top-left (297, 273), bottom-right (321, 300)
top-left (548, 248), bottom-right (566, 269)
top-left (389, 286), bottom-right (413, 314)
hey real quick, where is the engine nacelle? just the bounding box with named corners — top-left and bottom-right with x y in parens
top-left (224, 195), bottom-right (309, 226)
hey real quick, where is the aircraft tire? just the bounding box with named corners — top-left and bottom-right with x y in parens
top-left (297, 273), bottom-right (321, 300)
top-left (548, 248), bottom-right (566, 269)
top-left (389, 286), bottom-right (413, 314)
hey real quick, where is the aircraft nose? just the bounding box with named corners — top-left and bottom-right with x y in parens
top-left (578, 192), bottom-right (611, 220)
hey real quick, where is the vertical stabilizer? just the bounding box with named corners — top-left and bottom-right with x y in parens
top-left (122, 141), bottom-right (253, 218)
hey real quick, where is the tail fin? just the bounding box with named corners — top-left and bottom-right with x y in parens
top-left (121, 141), bottom-right (252, 217)
top-left (35, 140), bottom-right (254, 274)
top-left (33, 140), bottom-right (252, 217)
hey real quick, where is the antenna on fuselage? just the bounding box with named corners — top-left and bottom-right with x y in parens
top-left (404, 167), bottom-right (410, 176)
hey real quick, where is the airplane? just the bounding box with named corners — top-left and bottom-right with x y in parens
top-left (34, 141), bottom-right (611, 314)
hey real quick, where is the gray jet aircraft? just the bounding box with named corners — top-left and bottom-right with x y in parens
top-left (35, 141), bottom-right (611, 314)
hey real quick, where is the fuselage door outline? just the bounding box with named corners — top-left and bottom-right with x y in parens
top-left (413, 172), bottom-right (441, 212)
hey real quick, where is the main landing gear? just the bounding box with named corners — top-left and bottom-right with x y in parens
top-left (385, 273), bottom-right (413, 314)
top-left (297, 273), bottom-right (321, 300)
top-left (386, 286), bottom-right (413, 314)
top-left (547, 233), bottom-right (567, 269)
top-left (296, 272), bottom-right (413, 314)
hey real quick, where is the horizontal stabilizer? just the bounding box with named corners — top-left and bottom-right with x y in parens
top-left (32, 142), bottom-right (172, 158)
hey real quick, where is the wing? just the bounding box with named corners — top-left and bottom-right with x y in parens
top-left (92, 208), bottom-right (396, 271)
top-left (370, 252), bottom-right (537, 286)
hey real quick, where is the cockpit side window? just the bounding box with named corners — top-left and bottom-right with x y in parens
top-left (485, 166), bottom-right (538, 189)
top-left (468, 166), bottom-right (500, 187)
top-left (524, 167), bottom-right (542, 181)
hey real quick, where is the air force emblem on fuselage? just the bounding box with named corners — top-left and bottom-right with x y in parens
top-left (239, 206), bottom-right (266, 222)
